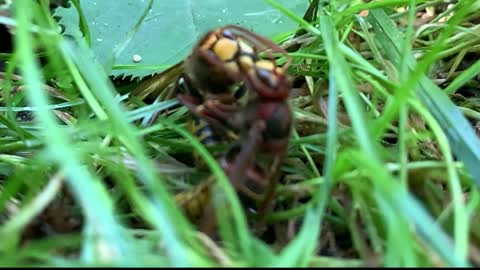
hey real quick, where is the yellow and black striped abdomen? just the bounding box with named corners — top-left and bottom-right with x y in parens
top-left (189, 116), bottom-right (220, 147)
top-left (187, 115), bottom-right (223, 170)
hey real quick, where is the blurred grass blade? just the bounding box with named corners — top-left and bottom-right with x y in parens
top-left (368, 8), bottom-right (480, 187)
top-left (349, 150), bottom-right (467, 267)
top-left (59, 38), bottom-right (192, 266)
top-left (337, 0), bottom-right (425, 23)
top-left (7, 0), bottom-right (134, 265)
top-left (444, 59), bottom-right (480, 95)
top-left (126, 99), bottom-right (178, 123)
top-left (318, 15), bottom-right (466, 266)
top-left (0, 113), bottom-right (35, 139)
top-left (0, 172), bottom-right (63, 238)
top-left (264, 0), bottom-right (321, 36)
top-left (319, 17), bottom-right (379, 160)
top-left (71, 0), bottom-right (91, 47)
top-left (275, 66), bottom-right (340, 267)
top-left (166, 123), bottom-right (254, 262)
top-left (274, 207), bottom-right (322, 266)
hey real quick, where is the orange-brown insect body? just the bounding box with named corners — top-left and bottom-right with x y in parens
top-left (184, 27), bottom-right (257, 96)
top-left (175, 25), bottom-right (293, 231)
top-left (177, 24), bottom-right (292, 130)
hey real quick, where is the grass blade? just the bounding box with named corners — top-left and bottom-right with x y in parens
top-left (368, 8), bottom-right (480, 187)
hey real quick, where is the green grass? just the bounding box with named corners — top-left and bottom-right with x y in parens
top-left (1, 0), bottom-right (480, 267)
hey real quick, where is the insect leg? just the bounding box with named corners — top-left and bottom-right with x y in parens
top-left (227, 120), bottom-right (265, 190)
top-left (199, 124), bottom-right (265, 238)
top-left (177, 94), bottom-right (230, 133)
top-left (254, 153), bottom-right (285, 236)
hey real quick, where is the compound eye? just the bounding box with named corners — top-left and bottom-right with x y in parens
top-left (222, 29), bottom-right (236, 40)
top-left (257, 68), bottom-right (278, 89)
top-left (254, 60), bottom-right (278, 89)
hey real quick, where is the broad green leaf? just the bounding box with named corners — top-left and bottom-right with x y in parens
top-left (54, 0), bottom-right (308, 79)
